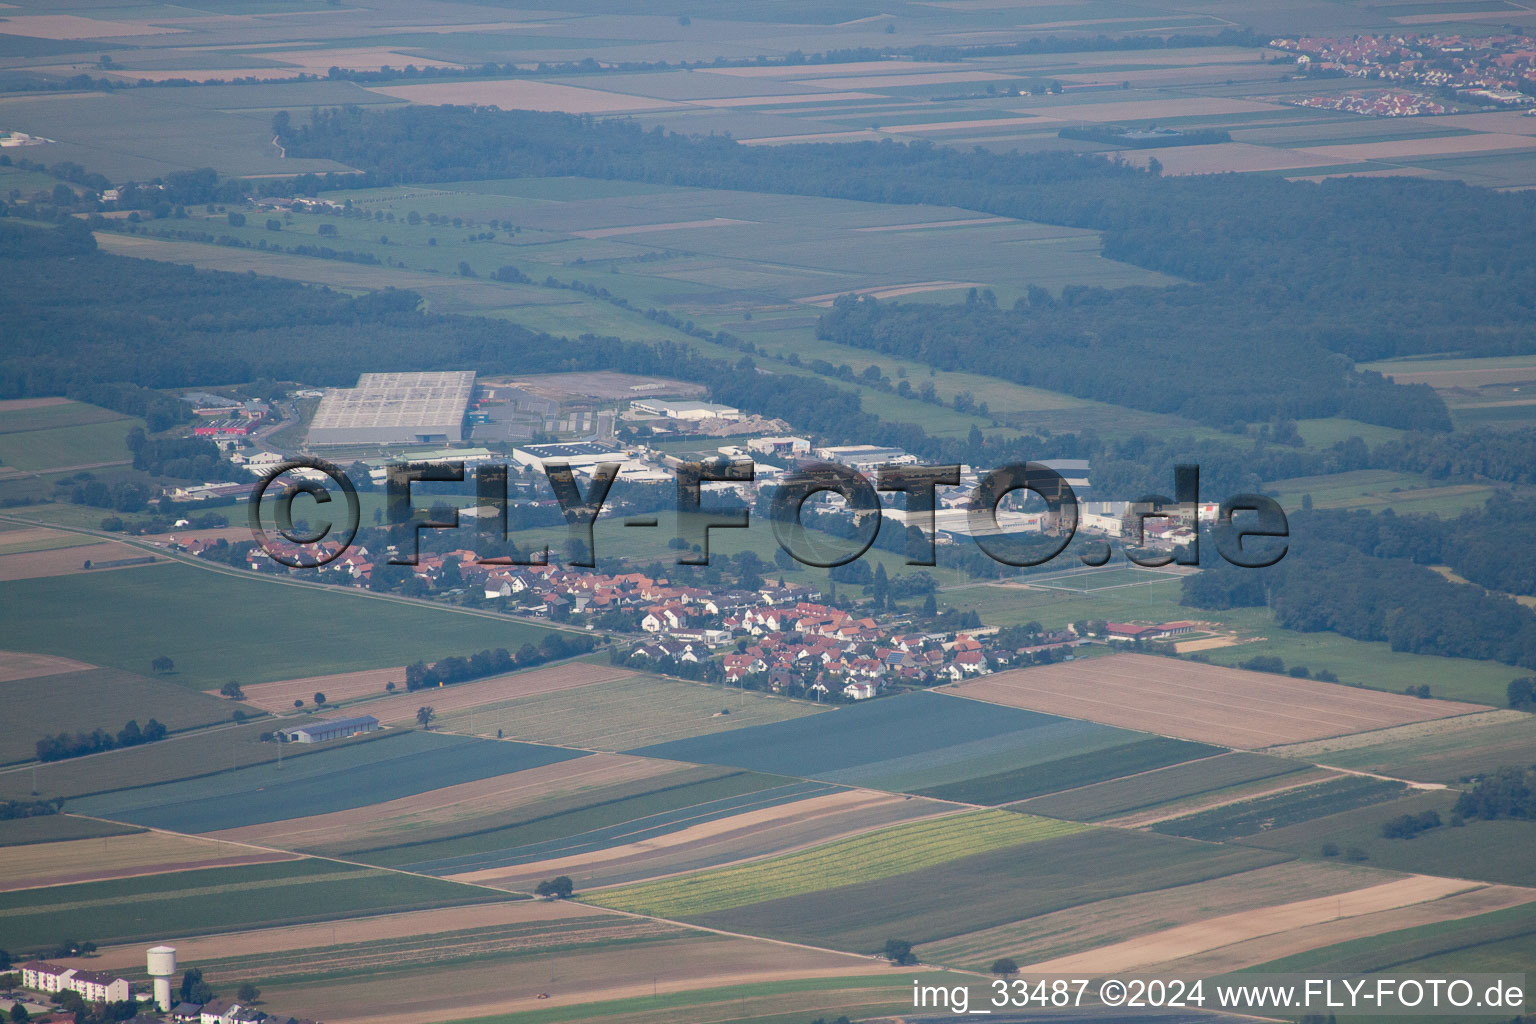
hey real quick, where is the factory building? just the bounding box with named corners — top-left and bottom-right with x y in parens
top-left (307, 372), bottom-right (475, 446)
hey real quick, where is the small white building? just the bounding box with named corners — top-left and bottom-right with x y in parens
top-left (630, 399), bottom-right (740, 421)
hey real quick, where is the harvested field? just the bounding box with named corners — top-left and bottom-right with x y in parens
top-left (368, 81), bottom-right (683, 114)
top-left (0, 397), bottom-right (70, 412)
top-left (1297, 134), bottom-right (1536, 162)
top-left (0, 14), bottom-right (183, 38)
top-left (1022, 97), bottom-right (1285, 122)
top-left (232, 666), bottom-right (407, 712)
top-left (923, 859), bottom-right (1397, 969)
top-left (0, 527), bottom-right (101, 554)
top-left (0, 542), bottom-right (160, 581)
top-left (1025, 874), bottom-right (1483, 974)
top-left (588, 811), bottom-right (1082, 918)
top-left (1134, 883), bottom-right (1536, 977)
top-left (0, 648), bottom-right (92, 682)
top-left (448, 787), bottom-right (963, 892)
top-left (437, 673), bottom-right (826, 750)
top-left (66, 899), bottom-right (619, 973)
top-left (797, 280), bottom-right (983, 305)
top-left (1112, 142), bottom-right (1341, 175)
top-left (571, 217), bottom-right (751, 238)
top-left (0, 830), bottom-right (296, 892)
top-left (946, 653), bottom-right (1486, 748)
top-left (256, 934), bottom-right (888, 1024)
top-left (348, 661), bottom-right (632, 727)
top-left (202, 753), bottom-right (678, 853)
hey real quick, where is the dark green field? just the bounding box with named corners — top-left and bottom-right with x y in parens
top-left (0, 858), bottom-right (511, 949)
top-left (0, 667), bottom-right (253, 766)
top-left (0, 814), bottom-right (143, 847)
top-left (1011, 752), bottom-right (1309, 821)
top-left (915, 736), bottom-right (1222, 805)
top-left (1151, 777), bottom-right (1409, 842)
top-left (2, 560), bottom-right (561, 686)
top-left (1239, 790), bottom-right (1536, 888)
top-left (1253, 901), bottom-right (1536, 975)
top-left (686, 828), bottom-right (1288, 952)
top-left (68, 730), bottom-right (584, 833)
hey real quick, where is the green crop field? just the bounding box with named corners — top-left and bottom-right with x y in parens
top-left (358, 768), bottom-right (804, 868)
top-left (1009, 752), bottom-right (1309, 822)
top-left (68, 730), bottom-right (584, 833)
top-left (0, 530), bottom-right (105, 555)
top-left (0, 858), bottom-right (510, 949)
top-left (588, 810), bottom-right (1075, 918)
top-left (1254, 901), bottom-right (1536, 975)
top-left (0, 667), bottom-right (253, 766)
top-left (685, 828), bottom-right (1290, 952)
top-left (1279, 713), bottom-right (1536, 783)
top-left (0, 417), bottom-right (141, 472)
top-left (628, 690), bottom-right (1175, 794)
top-left (914, 736), bottom-right (1222, 805)
top-left (1152, 777), bottom-right (1409, 842)
top-left (1240, 789), bottom-right (1536, 888)
top-left (0, 815), bottom-right (144, 848)
top-left (436, 674), bottom-right (827, 751)
top-left (0, 400), bottom-right (132, 434)
top-left (1, 560), bottom-right (562, 687)
top-left (0, 717), bottom-right (382, 802)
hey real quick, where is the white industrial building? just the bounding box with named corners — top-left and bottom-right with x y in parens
top-left (747, 436), bottom-right (811, 456)
top-left (811, 445), bottom-right (919, 471)
top-left (511, 441), bottom-right (628, 471)
top-left (307, 371), bottom-right (476, 446)
top-left (630, 399), bottom-right (740, 421)
top-left (276, 715), bottom-right (379, 743)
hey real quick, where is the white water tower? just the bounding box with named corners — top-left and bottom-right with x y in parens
top-left (147, 945), bottom-right (177, 1011)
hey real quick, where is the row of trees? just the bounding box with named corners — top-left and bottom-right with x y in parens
top-left (35, 718), bottom-right (167, 762)
top-left (404, 634), bottom-right (596, 691)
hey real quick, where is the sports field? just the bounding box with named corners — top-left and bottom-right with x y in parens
top-left (947, 653), bottom-right (1487, 748)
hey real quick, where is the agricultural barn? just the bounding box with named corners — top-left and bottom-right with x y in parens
top-left (278, 715), bottom-right (379, 743)
top-left (307, 371), bottom-right (476, 446)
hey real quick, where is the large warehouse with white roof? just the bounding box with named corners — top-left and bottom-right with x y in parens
top-left (307, 371), bottom-right (476, 446)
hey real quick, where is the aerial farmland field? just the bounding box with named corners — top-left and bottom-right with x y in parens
top-left (948, 653), bottom-right (1489, 748)
top-left (67, 729), bottom-right (586, 833)
top-left (0, 858), bottom-right (510, 949)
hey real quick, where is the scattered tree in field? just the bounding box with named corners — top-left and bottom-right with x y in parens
top-left (151, 656), bottom-right (174, 674)
top-left (1510, 677), bottom-right (1535, 710)
top-left (220, 681), bottom-right (245, 699)
top-left (293, 699), bottom-right (304, 709)
top-left (882, 938), bottom-right (916, 965)
top-left (179, 968), bottom-right (212, 1004)
top-left (990, 957), bottom-right (1019, 978)
top-left (236, 982), bottom-right (261, 1004)
top-left (385, 681), bottom-right (396, 692)
top-left (1321, 842), bottom-right (1340, 857)
top-left (1345, 847), bottom-right (1369, 862)
top-left (313, 691), bottom-right (326, 706)
top-left (534, 876), bottom-right (574, 899)
top-left (1381, 810), bottom-right (1441, 839)
top-left (416, 706), bottom-right (435, 729)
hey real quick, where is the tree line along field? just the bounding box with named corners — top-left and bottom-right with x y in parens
top-left (587, 809), bottom-right (1079, 918)
top-left (67, 729), bottom-right (585, 833)
top-left (0, 666), bottom-right (254, 766)
top-left (0, 716), bottom-right (372, 802)
top-left (1, 559), bottom-right (565, 686)
top-left (0, 858), bottom-right (512, 949)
